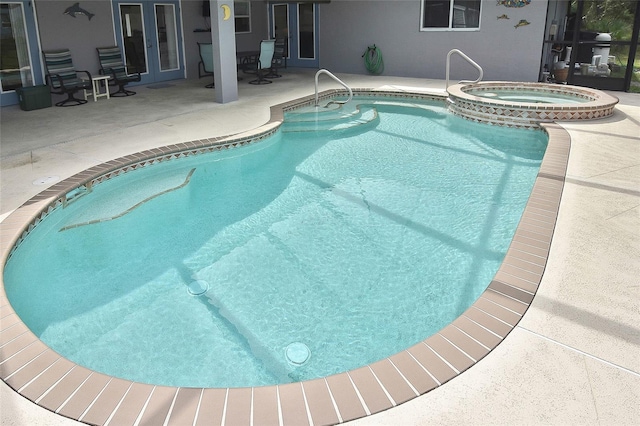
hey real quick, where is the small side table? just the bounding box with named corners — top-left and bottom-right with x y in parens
top-left (83, 75), bottom-right (111, 102)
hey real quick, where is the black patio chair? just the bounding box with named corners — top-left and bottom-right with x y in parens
top-left (42, 49), bottom-right (92, 107)
top-left (96, 46), bottom-right (141, 96)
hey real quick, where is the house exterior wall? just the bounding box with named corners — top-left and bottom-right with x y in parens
top-left (36, 1), bottom-right (116, 76)
top-left (318, 0), bottom-right (549, 82)
top-left (33, 1), bottom-right (550, 84)
top-left (33, 0), bottom-right (267, 81)
top-left (2, 0), bottom-right (552, 106)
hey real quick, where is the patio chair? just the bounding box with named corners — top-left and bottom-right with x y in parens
top-left (248, 40), bottom-right (275, 85)
top-left (266, 38), bottom-right (287, 79)
top-left (197, 42), bottom-right (215, 88)
top-left (42, 49), bottom-right (92, 107)
top-left (96, 46), bottom-right (141, 96)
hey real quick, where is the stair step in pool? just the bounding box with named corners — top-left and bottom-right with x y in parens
top-left (282, 106), bottom-right (378, 133)
top-left (284, 102), bottom-right (360, 123)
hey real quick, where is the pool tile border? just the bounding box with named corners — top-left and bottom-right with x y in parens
top-left (447, 81), bottom-right (618, 129)
top-left (1, 90), bottom-right (570, 425)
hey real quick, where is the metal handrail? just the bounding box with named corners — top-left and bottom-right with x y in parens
top-left (445, 49), bottom-right (483, 90)
top-left (314, 69), bottom-right (353, 107)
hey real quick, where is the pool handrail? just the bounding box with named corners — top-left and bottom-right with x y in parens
top-left (446, 49), bottom-right (483, 90)
top-left (314, 69), bottom-right (353, 107)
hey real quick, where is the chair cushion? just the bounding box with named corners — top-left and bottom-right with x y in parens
top-left (97, 47), bottom-right (133, 80)
top-left (198, 43), bottom-right (214, 74)
top-left (43, 50), bottom-right (81, 89)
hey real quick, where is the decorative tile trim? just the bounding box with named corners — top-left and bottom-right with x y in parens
top-left (2, 127), bottom-right (280, 260)
top-left (447, 82), bottom-right (618, 128)
top-left (1, 92), bottom-right (569, 426)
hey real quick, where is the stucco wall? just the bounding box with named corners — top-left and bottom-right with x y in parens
top-left (32, 1), bottom-right (549, 85)
top-left (318, 0), bottom-right (549, 82)
top-left (36, 1), bottom-right (116, 75)
top-left (34, 0), bottom-right (268, 82)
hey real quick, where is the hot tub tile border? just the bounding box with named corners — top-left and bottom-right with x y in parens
top-left (447, 82), bottom-right (618, 128)
top-left (1, 94), bottom-right (569, 426)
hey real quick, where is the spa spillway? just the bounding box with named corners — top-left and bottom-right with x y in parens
top-left (447, 81), bottom-right (619, 129)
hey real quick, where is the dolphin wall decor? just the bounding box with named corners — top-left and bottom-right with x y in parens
top-left (64, 3), bottom-right (95, 21)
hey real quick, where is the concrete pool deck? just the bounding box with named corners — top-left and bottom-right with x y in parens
top-left (1, 70), bottom-right (639, 425)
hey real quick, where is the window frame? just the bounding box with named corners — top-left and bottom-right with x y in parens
top-left (420, 0), bottom-right (482, 32)
top-left (234, 0), bottom-right (251, 34)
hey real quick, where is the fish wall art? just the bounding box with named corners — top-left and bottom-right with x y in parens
top-left (64, 3), bottom-right (95, 21)
top-left (497, 0), bottom-right (531, 7)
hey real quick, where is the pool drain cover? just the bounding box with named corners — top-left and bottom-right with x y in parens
top-left (285, 342), bottom-right (310, 366)
top-left (187, 280), bottom-right (209, 295)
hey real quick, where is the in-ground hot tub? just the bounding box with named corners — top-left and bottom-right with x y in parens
top-left (447, 81), bottom-right (619, 129)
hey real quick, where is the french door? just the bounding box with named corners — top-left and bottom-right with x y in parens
top-left (112, 0), bottom-right (184, 84)
top-left (269, 2), bottom-right (319, 68)
top-left (0, 0), bottom-right (43, 106)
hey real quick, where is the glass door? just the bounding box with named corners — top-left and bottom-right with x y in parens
top-left (0, 0), bottom-right (43, 106)
top-left (112, 0), bottom-right (184, 85)
top-left (269, 2), bottom-right (319, 68)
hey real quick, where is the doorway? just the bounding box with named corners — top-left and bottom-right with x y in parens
top-left (112, 0), bottom-right (185, 85)
top-left (269, 2), bottom-right (319, 68)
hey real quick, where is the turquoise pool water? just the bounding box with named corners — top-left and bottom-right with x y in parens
top-left (4, 98), bottom-right (547, 388)
top-left (471, 89), bottom-right (588, 104)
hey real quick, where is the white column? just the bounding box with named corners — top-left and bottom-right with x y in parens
top-left (210, 0), bottom-right (238, 103)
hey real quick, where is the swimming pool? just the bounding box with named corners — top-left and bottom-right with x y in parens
top-left (4, 96), bottom-right (546, 388)
top-left (0, 89), bottom-right (568, 418)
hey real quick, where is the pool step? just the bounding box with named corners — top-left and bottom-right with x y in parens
top-left (59, 168), bottom-right (196, 231)
top-left (284, 102), bottom-right (360, 123)
top-left (281, 106), bottom-right (379, 133)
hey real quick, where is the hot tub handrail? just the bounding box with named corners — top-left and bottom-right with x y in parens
top-left (446, 49), bottom-right (483, 90)
top-left (314, 69), bottom-right (353, 107)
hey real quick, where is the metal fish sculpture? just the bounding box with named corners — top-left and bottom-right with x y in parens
top-left (63, 3), bottom-right (95, 21)
top-left (497, 0), bottom-right (531, 7)
top-left (514, 19), bottom-right (530, 29)
top-left (497, 14), bottom-right (510, 20)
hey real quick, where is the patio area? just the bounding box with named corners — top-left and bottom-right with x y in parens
top-left (1, 70), bottom-right (638, 425)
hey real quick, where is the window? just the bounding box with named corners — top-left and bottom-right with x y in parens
top-left (155, 5), bottom-right (179, 71)
top-left (420, 0), bottom-right (481, 30)
top-left (1, 2), bottom-right (34, 92)
top-left (234, 0), bottom-right (250, 33)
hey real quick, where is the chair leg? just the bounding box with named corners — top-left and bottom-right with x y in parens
top-left (265, 67), bottom-right (282, 78)
top-left (55, 92), bottom-right (88, 107)
top-left (205, 77), bottom-right (214, 88)
top-left (248, 69), bottom-right (272, 85)
top-left (110, 84), bottom-right (136, 97)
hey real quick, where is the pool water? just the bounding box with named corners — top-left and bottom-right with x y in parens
top-left (472, 89), bottom-right (588, 104)
top-left (4, 99), bottom-right (547, 388)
